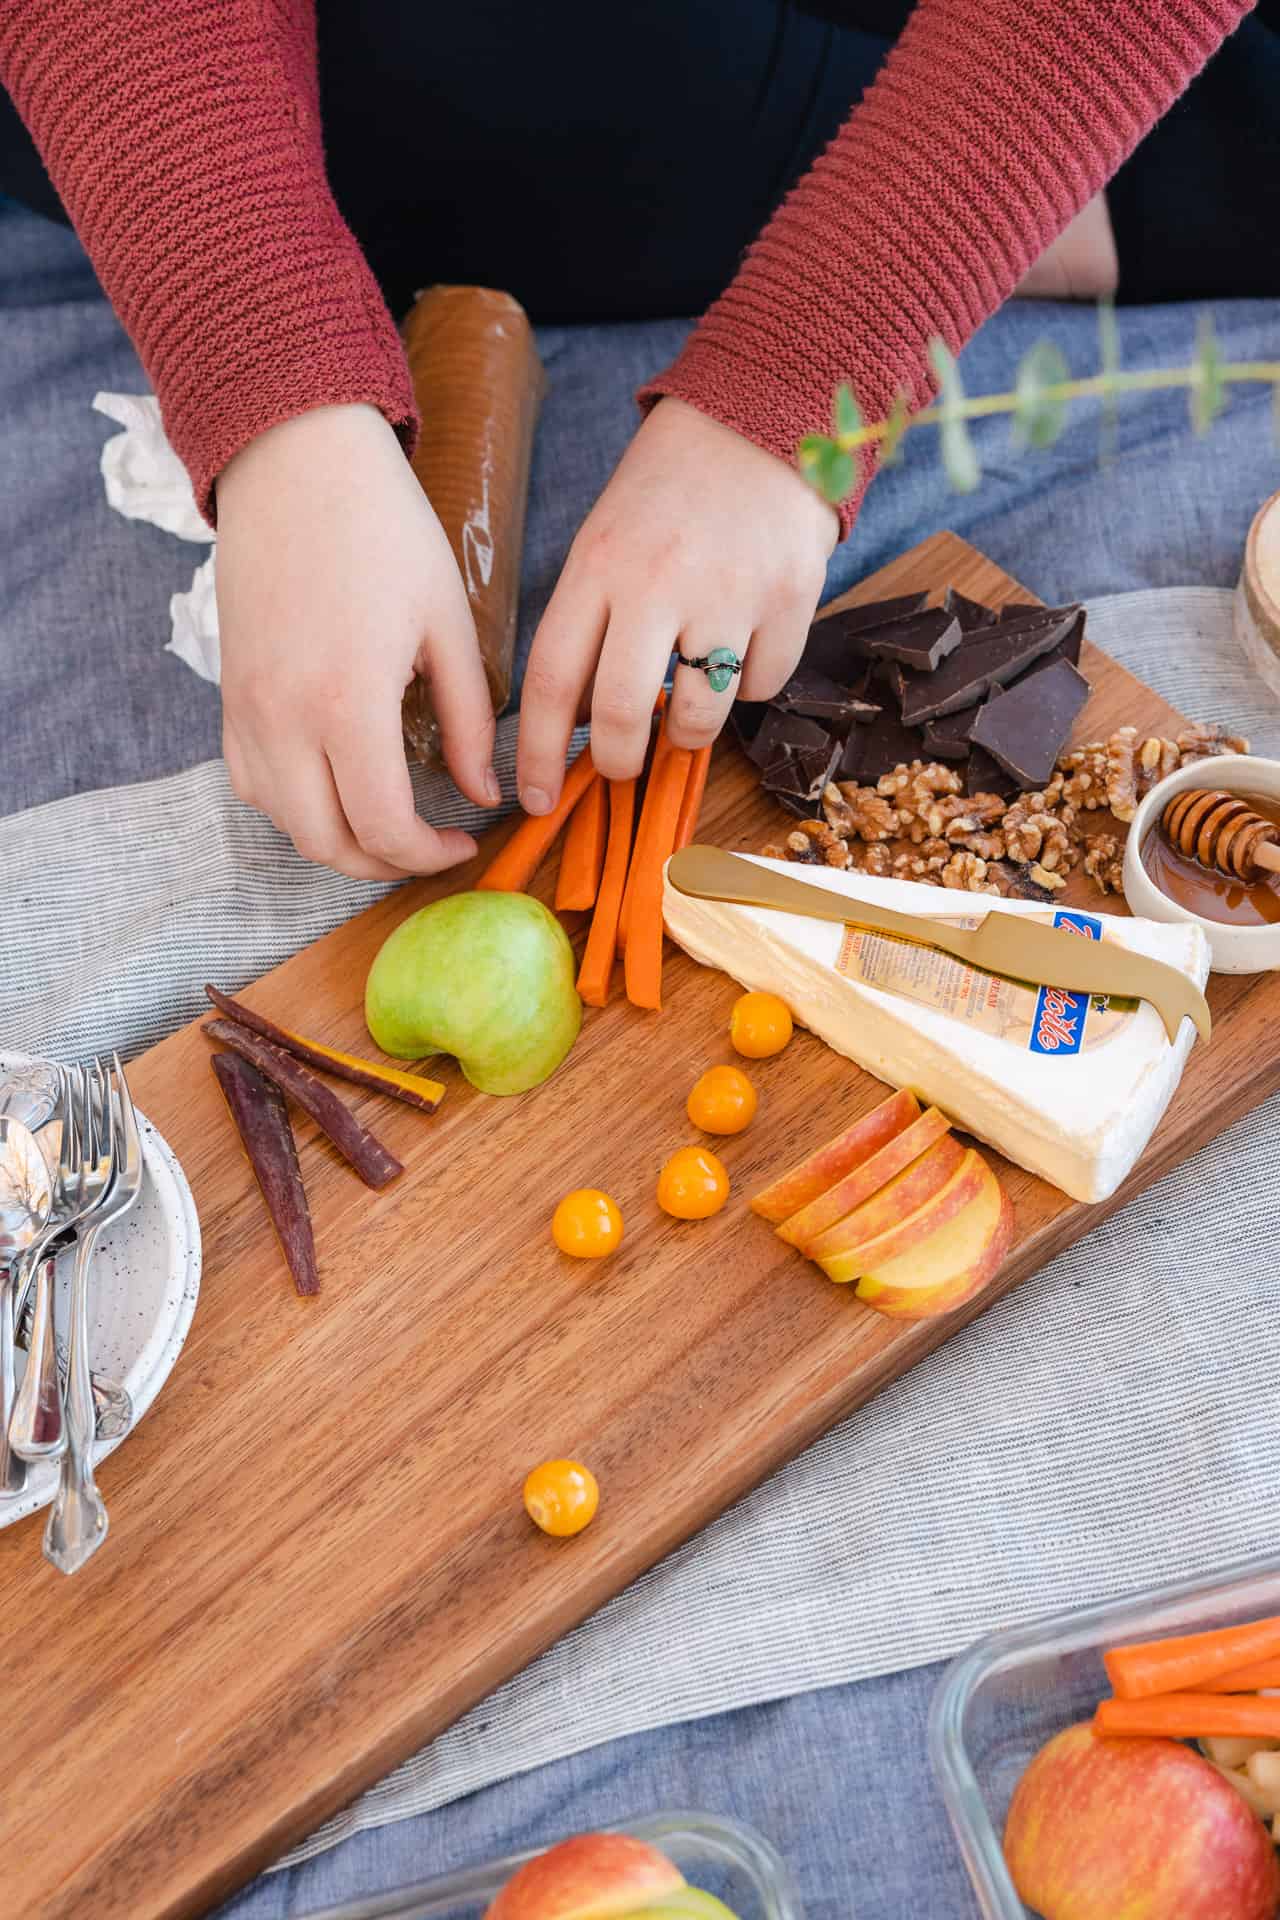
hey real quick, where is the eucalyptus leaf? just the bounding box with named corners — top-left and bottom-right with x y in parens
top-left (880, 388), bottom-right (910, 466)
top-left (833, 380), bottom-right (861, 441)
top-left (1012, 339), bottom-right (1070, 449)
top-left (929, 339), bottom-right (980, 491)
top-left (1191, 311), bottom-right (1225, 435)
top-left (799, 436), bottom-right (856, 505)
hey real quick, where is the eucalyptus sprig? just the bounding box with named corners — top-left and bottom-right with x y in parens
top-left (798, 303), bottom-right (1280, 506)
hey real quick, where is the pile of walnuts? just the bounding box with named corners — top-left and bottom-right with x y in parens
top-left (764, 723), bottom-right (1249, 902)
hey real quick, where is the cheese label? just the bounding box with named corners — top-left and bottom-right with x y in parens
top-left (835, 905), bottom-right (1136, 1055)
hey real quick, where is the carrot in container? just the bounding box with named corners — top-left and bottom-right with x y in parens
top-left (1104, 1614), bottom-right (1280, 1700)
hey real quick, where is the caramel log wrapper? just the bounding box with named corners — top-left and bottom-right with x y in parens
top-left (401, 285), bottom-right (547, 764)
top-left (204, 1020), bottom-right (403, 1190)
top-left (203, 987), bottom-right (445, 1112)
top-left (211, 1053), bottom-right (319, 1296)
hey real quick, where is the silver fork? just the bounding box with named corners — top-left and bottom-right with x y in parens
top-left (12, 1065), bottom-right (112, 1462)
top-left (5, 1068), bottom-right (78, 1469)
top-left (45, 1054), bottom-right (143, 1574)
top-left (15, 1273), bottom-right (133, 1440)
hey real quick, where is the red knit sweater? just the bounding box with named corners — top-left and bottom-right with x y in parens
top-left (0, 0), bottom-right (1249, 535)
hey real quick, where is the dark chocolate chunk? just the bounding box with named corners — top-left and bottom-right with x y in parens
top-left (897, 605), bottom-right (1082, 725)
top-left (743, 707), bottom-right (832, 769)
top-left (993, 600), bottom-right (1043, 622)
top-left (803, 592), bottom-right (929, 681)
top-left (837, 712), bottom-right (929, 785)
top-left (922, 706), bottom-right (977, 762)
top-left (968, 657), bottom-right (1091, 790)
top-left (731, 701), bottom-right (768, 755)
top-left (764, 736), bottom-right (843, 816)
top-left (772, 666), bottom-right (882, 725)
top-left (966, 744), bottom-right (1021, 801)
top-left (944, 588), bottom-right (998, 631)
top-left (1041, 608), bottom-right (1085, 669)
top-left (861, 609), bottom-right (962, 673)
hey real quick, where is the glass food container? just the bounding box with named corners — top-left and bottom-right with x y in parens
top-left (299, 1810), bottom-right (800, 1920)
top-left (928, 1549), bottom-right (1280, 1920)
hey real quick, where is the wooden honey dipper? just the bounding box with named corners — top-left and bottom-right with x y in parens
top-left (1160, 790), bottom-right (1280, 881)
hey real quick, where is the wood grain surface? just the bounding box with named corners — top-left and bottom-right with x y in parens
top-left (4, 532), bottom-right (1278, 1920)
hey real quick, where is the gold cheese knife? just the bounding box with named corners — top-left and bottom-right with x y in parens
top-left (666, 845), bottom-right (1210, 1045)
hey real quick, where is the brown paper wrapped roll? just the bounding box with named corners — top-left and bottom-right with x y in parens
top-left (400, 285), bottom-right (547, 763)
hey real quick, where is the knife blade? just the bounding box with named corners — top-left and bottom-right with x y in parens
top-left (665, 845), bottom-right (1210, 1046)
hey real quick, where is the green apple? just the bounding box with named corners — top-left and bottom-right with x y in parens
top-left (365, 891), bottom-right (582, 1096)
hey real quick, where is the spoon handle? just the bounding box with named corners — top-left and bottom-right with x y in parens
top-left (44, 1224), bottom-right (108, 1573)
top-left (0, 1268), bottom-right (25, 1495)
top-left (9, 1249), bottom-right (63, 1461)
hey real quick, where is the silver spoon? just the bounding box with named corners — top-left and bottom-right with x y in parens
top-left (0, 1117), bottom-right (53, 1495)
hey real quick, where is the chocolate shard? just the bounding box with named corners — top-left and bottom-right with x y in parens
top-left (742, 707), bottom-right (831, 769)
top-left (1042, 608), bottom-right (1085, 669)
top-left (968, 657), bottom-right (1092, 790)
top-left (944, 587), bottom-right (998, 631)
top-left (763, 735), bottom-right (842, 804)
top-left (803, 592), bottom-right (929, 681)
top-left (204, 1019), bottom-right (403, 1190)
top-left (772, 665), bottom-right (881, 725)
top-left (837, 712), bottom-right (929, 785)
top-left (965, 745), bottom-right (1021, 801)
top-left (212, 1052), bottom-right (319, 1296)
top-left (922, 706), bottom-right (977, 762)
top-left (897, 604), bottom-right (1082, 725)
top-left (731, 701), bottom-right (768, 755)
top-left (861, 609), bottom-right (962, 673)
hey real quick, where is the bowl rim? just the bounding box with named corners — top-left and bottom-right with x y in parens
top-left (1122, 753), bottom-right (1280, 956)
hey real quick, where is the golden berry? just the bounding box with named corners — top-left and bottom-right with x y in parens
top-left (523, 1459), bottom-right (600, 1537)
top-left (687, 1064), bottom-right (757, 1135)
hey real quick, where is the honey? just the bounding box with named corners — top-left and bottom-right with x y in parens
top-left (1142, 791), bottom-right (1280, 926)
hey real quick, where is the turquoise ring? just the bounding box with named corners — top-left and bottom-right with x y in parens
top-left (679, 646), bottom-right (742, 694)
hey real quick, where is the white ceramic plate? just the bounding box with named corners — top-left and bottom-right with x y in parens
top-left (0, 1052), bottom-right (202, 1526)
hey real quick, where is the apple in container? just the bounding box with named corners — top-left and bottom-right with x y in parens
top-left (483, 1833), bottom-right (740, 1918)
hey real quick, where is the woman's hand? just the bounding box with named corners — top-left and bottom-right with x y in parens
top-left (215, 404), bottom-right (500, 881)
top-left (516, 396), bottom-right (838, 812)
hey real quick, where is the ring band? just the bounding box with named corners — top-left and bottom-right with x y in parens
top-left (678, 646), bottom-right (742, 694)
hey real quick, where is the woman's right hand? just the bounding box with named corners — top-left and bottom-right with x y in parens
top-left (214, 403), bottom-right (500, 882)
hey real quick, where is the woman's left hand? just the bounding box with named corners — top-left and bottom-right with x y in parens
top-left (515, 396), bottom-right (839, 813)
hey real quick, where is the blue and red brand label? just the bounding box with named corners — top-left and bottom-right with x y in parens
top-left (1028, 909), bottom-right (1103, 1055)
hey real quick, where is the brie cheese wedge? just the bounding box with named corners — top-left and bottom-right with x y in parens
top-left (663, 855), bottom-right (1210, 1202)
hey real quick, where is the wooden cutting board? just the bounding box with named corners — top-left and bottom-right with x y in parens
top-left (5, 532), bottom-right (1279, 1920)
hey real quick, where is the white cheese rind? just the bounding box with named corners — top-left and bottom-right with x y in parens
top-left (663, 857), bottom-right (1210, 1202)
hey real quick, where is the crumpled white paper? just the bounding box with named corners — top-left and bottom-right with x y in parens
top-left (93, 391), bottom-right (222, 681)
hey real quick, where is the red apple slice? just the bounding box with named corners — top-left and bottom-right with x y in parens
top-left (855, 1162), bottom-right (1013, 1320)
top-left (776, 1106), bottom-right (951, 1252)
top-left (749, 1087), bottom-right (919, 1224)
top-left (814, 1143), bottom-right (983, 1282)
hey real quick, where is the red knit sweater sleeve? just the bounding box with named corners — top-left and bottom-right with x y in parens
top-left (0, 0), bottom-right (417, 523)
top-left (639, 0), bottom-right (1252, 538)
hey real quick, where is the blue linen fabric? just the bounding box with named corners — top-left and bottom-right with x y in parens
top-left (3, 193), bottom-right (1279, 1920)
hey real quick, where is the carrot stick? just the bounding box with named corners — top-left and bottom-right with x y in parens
top-left (674, 744), bottom-right (712, 851)
top-left (617, 725), bottom-right (674, 953)
top-left (476, 747), bottom-right (597, 892)
top-left (554, 773), bottom-right (608, 912)
top-left (624, 740), bottom-right (692, 1011)
top-left (1104, 1614), bottom-right (1280, 1700)
top-left (1094, 1694), bottom-right (1280, 1740)
top-left (1201, 1661), bottom-right (1280, 1693)
top-left (576, 780), bottom-right (636, 1007)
